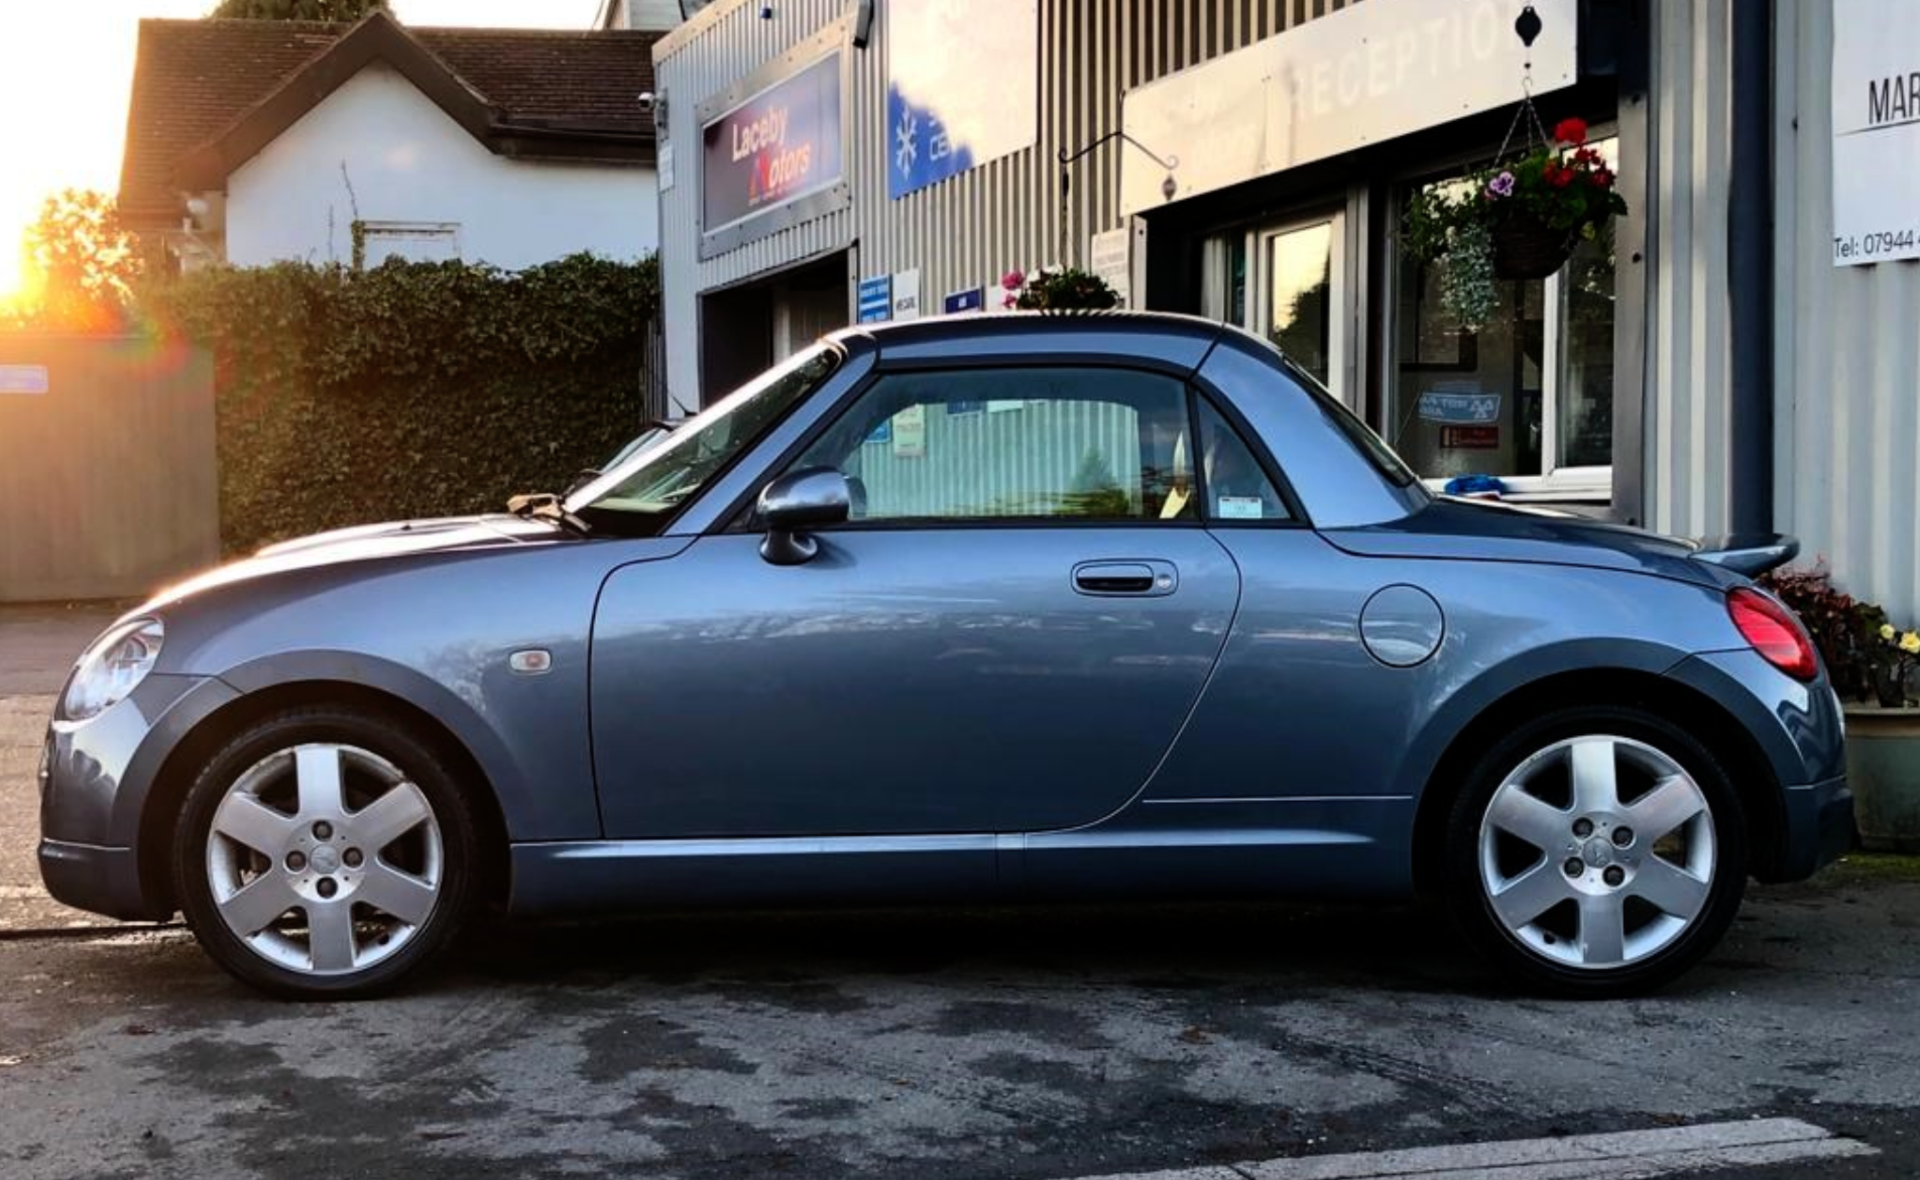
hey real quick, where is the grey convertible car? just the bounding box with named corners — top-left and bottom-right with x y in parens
top-left (39, 313), bottom-right (1851, 1000)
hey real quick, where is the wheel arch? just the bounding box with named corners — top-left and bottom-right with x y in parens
top-left (1408, 667), bottom-right (1786, 899)
top-left (137, 679), bottom-right (512, 915)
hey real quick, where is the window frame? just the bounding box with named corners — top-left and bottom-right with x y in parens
top-left (1383, 125), bottom-right (1622, 504)
top-left (731, 361), bottom-right (1308, 533)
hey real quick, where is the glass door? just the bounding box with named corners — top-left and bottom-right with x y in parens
top-left (1205, 211), bottom-right (1350, 404)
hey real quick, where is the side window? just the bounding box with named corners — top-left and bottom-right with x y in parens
top-left (1196, 397), bottom-right (1290, 522)
top-left (792, 367), bottom-right (1196, 523)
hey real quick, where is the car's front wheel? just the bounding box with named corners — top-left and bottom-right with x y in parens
top-left (1444, 706), bottom-right (1748, 997)
top-left (172, 706), bottom-right (478, 999)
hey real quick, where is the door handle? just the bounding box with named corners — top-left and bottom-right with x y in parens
top-left (1072, 560), bottom-right (1179, 597)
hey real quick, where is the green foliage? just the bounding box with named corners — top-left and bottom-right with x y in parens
top-left (208, 0), bottom-right (386, 19)
top-left (3, 189), bottom-right (142, 333)
top-left (143, 254), bottom-right (659, 553)
top-left (1008, 266), bottom-right (1122, 312)
top-left (1400, 117), bottom-right (1627, 329)
top-left (1763, 565), bottom-right (1904, 705)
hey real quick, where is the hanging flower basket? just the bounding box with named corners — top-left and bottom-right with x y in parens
top-left (1490, 212), bottom-right (1577, 280)
top-left (1400, 117), bottom-right (1627, 328)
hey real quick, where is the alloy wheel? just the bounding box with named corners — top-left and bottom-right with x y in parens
top-left (1477, 734), bottom-right (1716, 970)
top-left (205, 742), bottom-right (443, 976)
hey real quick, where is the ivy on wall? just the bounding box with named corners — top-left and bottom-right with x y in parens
top-left (146, 254), bottom-right (658, 553)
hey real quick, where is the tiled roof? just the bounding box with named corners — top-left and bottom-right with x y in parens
top-left (119, 16), bottom-right (659, 227)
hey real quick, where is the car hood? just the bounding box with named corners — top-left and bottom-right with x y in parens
top-left (142, 514), bottom-right (570, 609)
top-left (1320, 497), bottom-right (1722, 586)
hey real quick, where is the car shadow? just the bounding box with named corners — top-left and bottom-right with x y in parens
top-left (445, 899), bottom-right (1506, 997)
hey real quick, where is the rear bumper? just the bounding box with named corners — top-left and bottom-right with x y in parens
top-left (1768, 774), bottom-right (1855, 883)
top-left (1664, 650), bottom-right (1851, 883)
top-left (37, 839), bottom-right (168, 921)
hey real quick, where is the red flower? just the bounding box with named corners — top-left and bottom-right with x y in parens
top-left (1572, 146), bottom-right (1601, 167)
top-left (1548, 163), bottom-right (1575, 188)
top-left (1554, 117), bottom-right (1588, 146)
top-left (1591, 167), bottom-right (1615, 188)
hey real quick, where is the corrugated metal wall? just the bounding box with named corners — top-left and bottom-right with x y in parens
top-left (1775, 0), bottom-right (1920, 624)
top-left (654, 0), bottom-right (1354, 403)
top-left (1641, 0), bottom-right (1732, 540)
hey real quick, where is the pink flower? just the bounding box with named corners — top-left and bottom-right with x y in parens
top-left (1002, 293), bottom-right (1018, 309)
top-left (1001, 270), bottom-right (1025, 291)
top-left (1487, 170), bottom-right (1515, 198)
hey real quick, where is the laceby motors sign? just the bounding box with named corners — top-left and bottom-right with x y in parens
top-left (702, 52), bottom-right (843, 236)
top-left (1832, 0), bottom-right (1920, 266)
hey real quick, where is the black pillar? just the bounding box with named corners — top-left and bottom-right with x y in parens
top-left (1728, 0), bottom-right (1775, 537)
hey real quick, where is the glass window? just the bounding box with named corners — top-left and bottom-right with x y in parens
top-left (792, 368), bottom-right (1194, 523)
top-left (1196, 398), bottom-right (1289, 522)
top-left (1265, 221), bottom-right (1334, 387)
top-left (576, 345), bottom-right (839, 526)
top-left (1388, 138), bottom-right (1618, 495)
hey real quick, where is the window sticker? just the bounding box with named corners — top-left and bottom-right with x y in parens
top-left (1217, 496), bottom-right (1264, 520)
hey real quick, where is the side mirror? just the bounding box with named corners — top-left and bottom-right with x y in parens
top-left (757, 466), bottom-right (851, 565)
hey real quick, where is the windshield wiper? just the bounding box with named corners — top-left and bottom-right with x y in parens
top-left (506, 492), bottom-right (592, 536)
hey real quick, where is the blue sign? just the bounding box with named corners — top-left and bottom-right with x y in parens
top-left (888, 1), bottom-right (1037, 199)
top-left (702, 53), bottom-right (843, 233)
top-left (1418, 391), bottom-right (1502, 425)
top-left (857, 274), bottom-right (892, 323)
top-left (942, 287), bottom-right (985, 315)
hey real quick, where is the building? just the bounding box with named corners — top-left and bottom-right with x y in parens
top-left (119, 10), bottom-right (664, 271)
top-left (648, 0), bottom-right (1920, 625)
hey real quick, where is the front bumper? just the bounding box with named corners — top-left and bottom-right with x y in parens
top-left (36, 672), bottom-right (237, 921)
top-left (37, 839), bottom-right (160, 921)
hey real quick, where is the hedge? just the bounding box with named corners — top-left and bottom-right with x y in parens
top-left (145, 254), bottom-right (658, 554)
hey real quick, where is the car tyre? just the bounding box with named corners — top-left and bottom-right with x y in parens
top-left (172, 706), bottom-right (479, 1000)
top-left (1443, 705), bottom-right (1748, 998)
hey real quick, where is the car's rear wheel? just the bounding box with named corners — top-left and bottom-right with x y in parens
top-left (1444, 706), bottom-right (1748, 997)
top-left (172, 707), bottom-right (478, 999)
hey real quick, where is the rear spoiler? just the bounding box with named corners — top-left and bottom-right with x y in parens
top-left (1690, 533), bottom-right (1800, 578)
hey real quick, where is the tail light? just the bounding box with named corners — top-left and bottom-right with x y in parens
top-left (1727, 587), bottom-right (1818, 681)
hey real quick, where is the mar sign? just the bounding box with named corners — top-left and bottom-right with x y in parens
top-left (703, 53), bottom-right (843, 237)
top-left (887, 0), bottom-right (1037, 199)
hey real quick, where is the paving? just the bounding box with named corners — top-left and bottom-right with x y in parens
top-left (1, 602), bottom-right (1918, 1179)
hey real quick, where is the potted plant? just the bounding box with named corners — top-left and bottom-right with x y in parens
top-left (1001, 265), bottom-right (1120, 312)
top-left (1765, 566), bottom-right (1920, 852)
top-left (1401, 117), bottom-right (1628, 329)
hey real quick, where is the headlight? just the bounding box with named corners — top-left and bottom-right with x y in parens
top-left (61, 617), bottom-right (165, 722)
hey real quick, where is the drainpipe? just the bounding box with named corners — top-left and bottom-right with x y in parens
top-left (1727, 0), bottom-right (1775, 537)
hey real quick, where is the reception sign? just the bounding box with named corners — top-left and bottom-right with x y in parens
top-left (702, 52), bottom-right (843, 236)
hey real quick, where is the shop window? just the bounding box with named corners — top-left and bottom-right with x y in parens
top-left (1388, 139), bottom-right (1617, 501)
top-left (1204, 212), bottom-right (1347, 401)
top-left (792, 368), bottom-right (1194, 523)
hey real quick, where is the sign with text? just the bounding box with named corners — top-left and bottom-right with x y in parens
top-left (1832, 0), bottom-right (1920, 266)
top-left (0, 364), bottom-right (49, 395)
top-left (888, 0), bottom-right (1037, 198)
top-left (1418, 390), bottom-right (1501, 425)
top-left (1089, 227), bottom-right (1132, 307)
top-left (1121, 0), bottom-right (1577, 215)
top-left (857, 274), bottom-right (892, 323)
top-left (943, 287), bottom-right (985, 314)
top-left (702, 53), bottom-right (843, 235)
top-left (891, 269), bottom-right (922, 320)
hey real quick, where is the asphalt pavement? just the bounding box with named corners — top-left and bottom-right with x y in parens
top-left (1, 603), bottom-right (1918, 1180)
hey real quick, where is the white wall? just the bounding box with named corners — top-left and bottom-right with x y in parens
top-left (226, 62), bottom-right (657, 270)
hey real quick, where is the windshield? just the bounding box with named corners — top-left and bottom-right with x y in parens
top-left (571, 344), bottom-right (840, 527)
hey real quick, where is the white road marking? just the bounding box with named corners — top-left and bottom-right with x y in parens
top-left (1075, 1118), bottom-right (1874, 1180)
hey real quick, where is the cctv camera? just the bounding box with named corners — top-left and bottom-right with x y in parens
top-left (636, 91), bottom-right (656, 113)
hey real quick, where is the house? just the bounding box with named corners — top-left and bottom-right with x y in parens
top-left (119, 10), bottom-right (665, 272)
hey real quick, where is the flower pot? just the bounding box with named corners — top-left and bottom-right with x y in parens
top-left (1843, 704), bottom-right (1920, 853)
top-left (1490, 214), bottom-right (1575, 280)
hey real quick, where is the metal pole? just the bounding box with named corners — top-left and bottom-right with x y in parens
top-left (1728, 0), bottom-right (1775, 537)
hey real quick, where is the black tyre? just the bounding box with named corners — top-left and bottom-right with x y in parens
top-left (1443, 705), bottom-right (1748, 998)
top-left (172, 706), bottom-right (479, 1000)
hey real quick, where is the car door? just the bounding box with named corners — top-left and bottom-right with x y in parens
top-left (590, 363), bottom-right (1242, 838)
